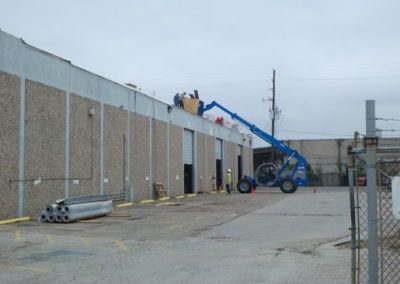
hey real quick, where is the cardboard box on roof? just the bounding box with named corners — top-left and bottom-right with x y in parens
top-left (183, 97), bottom-right (199, 114)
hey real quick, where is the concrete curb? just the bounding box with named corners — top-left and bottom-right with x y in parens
top-left (0, 217), bottom-right (33, 225)
top-left (158, 197), bottom-right (171, 201)
top-left (139, 199), bottom-right (155, 204)
top-left (115, 203), bottom-right (134, 208)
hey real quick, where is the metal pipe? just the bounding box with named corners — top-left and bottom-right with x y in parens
top-left (55, 213), bottom-right (63, 223)
top-left (366, 100), bottom-right (378, 284)
top-left (40, 197), bottom-right (112, 223)
top-left (46, 204), bottom-right (57, 214)
top-left (48, 213), bottom-right (56, 223)
top-left (63, 200), bottom-right (112, 214)
top-left (39, 211), bottom-right (48, 222)
top-left (63, 206), bottom-right (112, 223)
top-left (57, 195), bottom-right (109, 205)
top-left (348, 168), bottom-right (357, 284)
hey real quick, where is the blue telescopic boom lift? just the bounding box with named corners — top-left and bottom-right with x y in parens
top-left (202, 101), bottom-right (308, 193)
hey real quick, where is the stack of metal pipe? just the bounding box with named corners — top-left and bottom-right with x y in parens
top-left (39, 195), bottom-right (112, 223)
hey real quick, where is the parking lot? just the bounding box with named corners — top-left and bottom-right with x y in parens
top-left (0, 187), bottom-right (350, 284)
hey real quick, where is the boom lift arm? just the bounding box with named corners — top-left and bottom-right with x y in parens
top-left (203, 101), bottom-right (308, 193)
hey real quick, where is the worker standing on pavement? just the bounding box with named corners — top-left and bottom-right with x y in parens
top-left (225, 169), bottom-right (232, 194)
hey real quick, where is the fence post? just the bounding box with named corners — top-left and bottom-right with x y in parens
top-left (347, 142), bottom-right (357, 284)
top-left (365, 100), bottom-right (379, 284)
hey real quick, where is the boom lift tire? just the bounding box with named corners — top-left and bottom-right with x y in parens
top-left (237, 178), bottom-right (252, 194)
top-left (279, 178), bottom-right (298, 193)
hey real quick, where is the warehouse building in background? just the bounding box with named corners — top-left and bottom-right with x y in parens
top-left (0, 30), bottom-right (253, 219)
top-left (254, 138), bottom-right (400, 186)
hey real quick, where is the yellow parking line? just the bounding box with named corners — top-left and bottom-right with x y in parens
top-left (47, 235), bottom-right (53, 245)
top-left (115, 240), bottom-right (129, 252)
top-left (80, 237), bottom-right (91, 247)
top-left (0, 264), bottom-right (48, 273)
top-left (186, 194), bottom-right (197, 197)
top-left (175, 195), bottom-right (185, 199)
top-left (15, 230), bottom-right (21, 241)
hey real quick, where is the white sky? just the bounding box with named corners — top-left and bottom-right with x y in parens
top-left (1, 0), bottom-right (399, 147)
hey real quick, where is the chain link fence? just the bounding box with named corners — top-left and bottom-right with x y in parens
top-left (350, 155), bottom-right (400, 283)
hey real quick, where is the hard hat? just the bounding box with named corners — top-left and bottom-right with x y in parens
top-left (227, 169), bottom-right (231, 173)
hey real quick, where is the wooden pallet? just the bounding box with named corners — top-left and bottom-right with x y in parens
top-left (153, 183), bottom-right (168, 199)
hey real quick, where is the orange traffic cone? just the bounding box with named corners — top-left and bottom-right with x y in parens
top-left (251, 187), bottom-right (256, 194)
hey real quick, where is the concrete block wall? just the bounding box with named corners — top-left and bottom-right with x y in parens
top-left (0, 29), bottom-right (253, 219)
top-left (223, 141), bottom-right (238, 186)
top-left (242, 146), bottom-right (254, 177)
top-left (152, 119), bottom-right (168, 198)
top-left (0, 73), bottom-right (253, 218)
top-left (0, 71), bottom-right (20, 218)
top-left (103, 105), bottom-right (128, 196)
top-left (24, 80), bottom-right (66, 216)
top-left (206, 135), bottom-right (217, 192)
top-left (196, 132), bottom-right (206, 192)
top-left (68, 95), bottom-right (101, 198)
top-left (131, 114), bottom-right (151, 201)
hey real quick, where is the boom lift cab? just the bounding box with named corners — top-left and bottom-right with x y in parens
top-left (202, 101), bottom-right (308, 193)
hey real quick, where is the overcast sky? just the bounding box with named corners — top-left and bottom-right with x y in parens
top-left (1, 0), bottom-right (399, 146)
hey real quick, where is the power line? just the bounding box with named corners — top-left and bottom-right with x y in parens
top-left (376, 117), bottom-right (400, 122)
top-left (276, 62), bottom-right (400, 69)
top-left (279, 84), bottom-right (400, 90)
top-left (280, 76), bottom-right (400, 81)
top-left (129, 62), bottom-right (400, 80)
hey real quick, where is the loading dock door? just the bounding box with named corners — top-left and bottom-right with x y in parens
top-left (216, 139), bottom-right (222, 161)
top-left (184, 129), bottom-right (194, 165)
top-left (216, 139), bottom-right (223, 189)
top-left (184, 129), bottom-right (194, 193)
top-left (238, 145), bottom-right (243, 180)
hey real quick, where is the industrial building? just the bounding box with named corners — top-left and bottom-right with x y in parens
top-left (0, 30), bottom-right (253, 219)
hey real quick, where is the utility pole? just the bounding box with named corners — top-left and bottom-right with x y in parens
top-left (271, 69), bottom-right (276, 138)
top-left (271, 69), bottom-right (276, 162)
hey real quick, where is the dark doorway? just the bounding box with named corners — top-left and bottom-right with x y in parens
top-left (238, 155), bottom-right (242, 180)
top-left (216, 159), bottom-right (222, 190)
top-left (184, 164), bottom-right (193, 193)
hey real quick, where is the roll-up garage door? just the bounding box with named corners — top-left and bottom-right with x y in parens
top-left (183, 129), bottom-right (194, 164)
top-left (237, 145), bottom-right (243, 156)
top-left (216, 138), bottom-right (222, 160)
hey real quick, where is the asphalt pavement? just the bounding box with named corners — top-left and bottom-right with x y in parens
top-left (0, 187), bottom-right (351, 284)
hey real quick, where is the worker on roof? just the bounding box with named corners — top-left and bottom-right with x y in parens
top-left (225, 169), bottom-right (232, 194)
